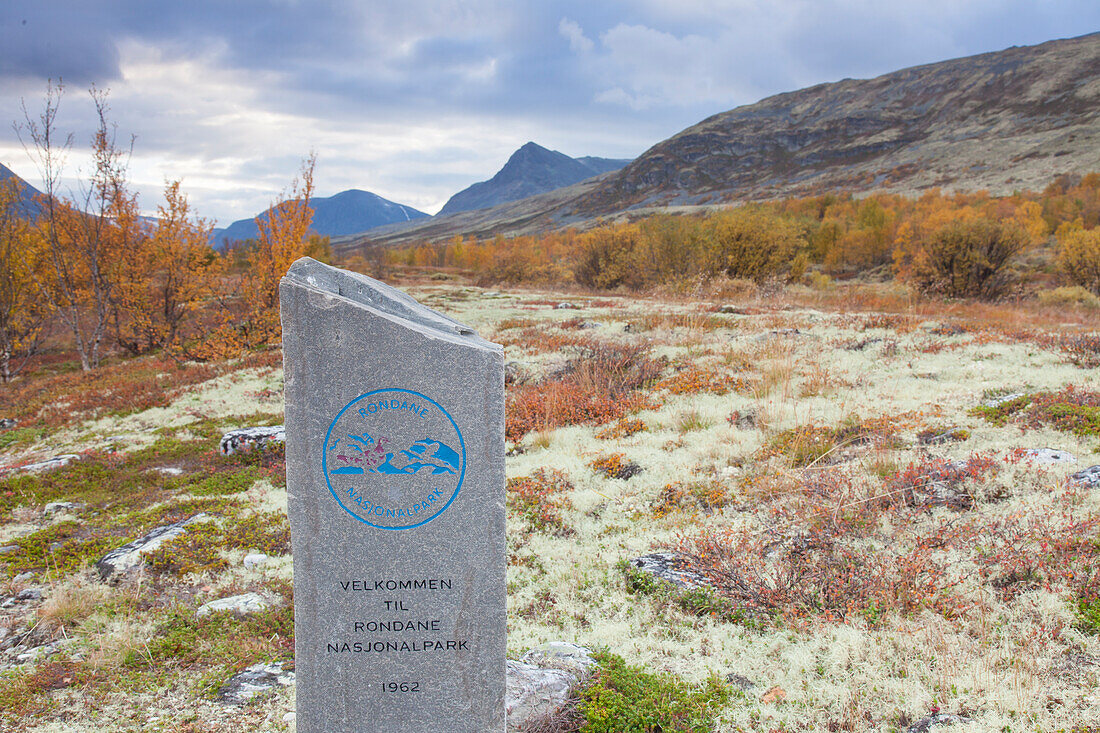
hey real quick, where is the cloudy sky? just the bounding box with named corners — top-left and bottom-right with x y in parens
top-left (1, 2), bottom-right (1098, 226)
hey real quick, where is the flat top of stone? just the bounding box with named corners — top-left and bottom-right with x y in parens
top-left (282, 257), bottom-right (501, 352)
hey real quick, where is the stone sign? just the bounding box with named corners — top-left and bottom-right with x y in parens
top-left (280, 258), bottom-right (506, 732)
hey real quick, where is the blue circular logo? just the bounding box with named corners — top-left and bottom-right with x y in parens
top-left (322, 389), bottom-right (466, 530)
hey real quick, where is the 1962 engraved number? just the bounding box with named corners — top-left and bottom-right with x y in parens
top-left (382, 681), bottom-right (420, 693)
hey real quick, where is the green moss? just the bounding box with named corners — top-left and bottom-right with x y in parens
top-left (223, 511), bottom-right (290, 556)
top-left (0, 425), bottom-right (52, 451)
top-left (131, 594), bottom-right (294, 676)
top-left (579, 652), bottom-right (730, 733)
top-left (1039, 402), bottom-right (1100, 438)
top-left (0, 521), bottom-right (121, 577)
top-left (185, 465), bottom-right (263, 496)
top-left (969, 394), bottom-right (1034, 426)
top-left (144, 521), bottom-right (227, 576)
top-left (1074, 595), bottom-right (1100, 635)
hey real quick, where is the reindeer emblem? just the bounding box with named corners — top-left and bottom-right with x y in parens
top-left (334, 433), bottom-right (391, 469)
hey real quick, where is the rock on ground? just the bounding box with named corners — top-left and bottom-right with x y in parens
top-left (43, 501), bottom-right (81, 516)
top-left (219, 426), bottom-right (285, 456)
top-left (629, 552), bottom-right (710, 589)
top-left (1020, 448), bottom-right (1076, 464)
top-left (217, 662), bottom-right (295, 705)
top-left (981, 392), bottom-right (1025, 408)
top-left (1071, 465), bottom-right (1100, 488)
top-left (0, 454), bottom-right (80, 476)
top-left (95, 514), bottom-right (208, 582)
top-left (197, 592), bottom-right (271, 618)
top-left (506, 643), bottom-right (596, 731)
top-left (907, 713), bottom-right (972, 732)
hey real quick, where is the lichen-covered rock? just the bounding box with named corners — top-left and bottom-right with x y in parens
top-left (504, 642), bottom-right (596, 731)
top-left (1070, 465), bottom-right (1100, 488)
top-left (628, 552), bottom-right (710, 589)
top-left (521, 641), bottom-right (597, 680)
top-left (219, 426), bottom-right (285, 456)
top-left (217, 662), bottom-right (295, 705)
top-left (43, 501), bottom-right (81, 516)
top-left (1020, 448), bottom-right (1076, 465)
top-left (917, 427), bottom-right (969, 445)
top-left (95, 514), bottom-right (209, 582)
top-left (197, 592), bottom-right (271, 618)
top-left (506, 660), bottom-right (577, 731)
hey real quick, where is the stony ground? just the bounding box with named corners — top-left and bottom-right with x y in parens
top-left (0, 282), bottom-right (1098, 732)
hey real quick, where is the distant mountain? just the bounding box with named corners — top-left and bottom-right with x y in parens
top-left (339, 32), bottom-right (1100, 253)
top-left (214, 189), bottom-right (428, 247)
top-left (437, 142), bottom-right (630, 215)
top-left (0, 164), bottom-right (45, 217)
top-left (582, 32), bottom-right (1100, 213)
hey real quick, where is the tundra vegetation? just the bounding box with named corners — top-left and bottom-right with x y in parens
top-left (1, 93), bottom-right (1100, 731)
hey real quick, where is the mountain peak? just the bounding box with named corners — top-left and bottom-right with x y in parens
top-left (438, 143), bottom-right (630, 216)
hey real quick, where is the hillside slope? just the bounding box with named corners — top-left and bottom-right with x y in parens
top-left (583, 32), bottom-right (1100, 212)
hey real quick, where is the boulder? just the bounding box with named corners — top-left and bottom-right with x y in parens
top-left (554, 302), bottom-right (580, 310)
top-left (15, 588), bottom-right (42, 602)
top-left (1070, 465), bottom-right (1100, 488)
top-left (219, 426), bottom-right (285, 456)
top-left (505, 642), bottom-right (596, 731)
top-left (0, 418), bottom-right (16, 430)
top-left (197, 592), bottom-right (271, 618)
top-left (95, 514), bottom-right (208, 582)
top-left (217, 662), bottom-right (295, 705)
top-left (506, 660), bottom-right (575, 729)
top-left (628, 552), bottom-right (710, 589)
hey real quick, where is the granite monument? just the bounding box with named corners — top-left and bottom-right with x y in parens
top-left (280, 258), bottom-right (506, 732)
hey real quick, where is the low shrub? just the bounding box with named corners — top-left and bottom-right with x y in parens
top-left (595, 419), bottom-right (647, 440)
top-left (507, 469), bottom-right (575, 536)
top-left (590, 454), bottom-right (643, 480)
top-left (506, 341), bottom-right (662, 442)
top-left (579, 652), bottom-right (730, 733)
top-left (761, 416), bottom-right (900, 468)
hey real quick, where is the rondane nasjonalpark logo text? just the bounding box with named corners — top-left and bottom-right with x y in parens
top-left (323, 389), bottom-right (466, 530)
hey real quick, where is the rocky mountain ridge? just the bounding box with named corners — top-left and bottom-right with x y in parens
top-left (438, 142), bottom-right (630, 216)
top-left (338, 32), bottom-right (1100, 252)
